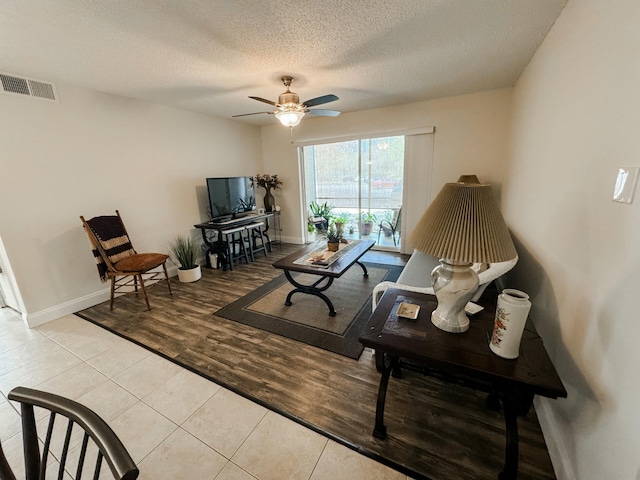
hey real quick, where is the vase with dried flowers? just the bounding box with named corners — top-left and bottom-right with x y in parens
top-left (255, 174), bottom-right (283, 212)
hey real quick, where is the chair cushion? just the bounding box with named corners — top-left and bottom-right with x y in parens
top-left (114, 253), bottom-right (169, 273)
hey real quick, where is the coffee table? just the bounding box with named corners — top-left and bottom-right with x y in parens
top-left (272, 240), bottom-right (375, 316)
top-left (359, 288), bottom-right (567, 480)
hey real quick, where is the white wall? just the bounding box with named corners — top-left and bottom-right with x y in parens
top-left (0, 81), bottom-right (262, 325)
top-left (260, 88), bottom-right (513, 244)
top-left (505, 0), bottom-right (640, 478)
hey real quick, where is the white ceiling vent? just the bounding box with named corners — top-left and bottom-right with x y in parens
top-left (0, 72), bottom-right (58, 102)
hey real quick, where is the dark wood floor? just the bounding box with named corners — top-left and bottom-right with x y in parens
top-left (77, 244), bottom-right (557, 480)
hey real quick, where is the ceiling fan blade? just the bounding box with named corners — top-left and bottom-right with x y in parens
top-left (307, 109), bottom-right (341, 117)
top-left (249, 96), bottom-right (277, 106)
top-left (303, 94), bottom-right (339, 108)
top-left (232, 111), bottom-right (274, 117)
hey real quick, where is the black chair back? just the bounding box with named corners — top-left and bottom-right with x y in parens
top-left (2, 387), bottom-right (138, 480)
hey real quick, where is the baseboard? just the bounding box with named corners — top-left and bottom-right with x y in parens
top-left (26, 265), bottom-right (180, 328)
top-left (535, 397), bottom-right (576, 480)
top-left (25, 289), bottom-right (111, 328)
top-left (280, 235), bottom-right (304, 245)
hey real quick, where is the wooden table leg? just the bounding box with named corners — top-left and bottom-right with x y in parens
top-left (374, 351), bottom-right (402, 377)
top-left (499, 386), bottom-right (520, 480)
top-left (373, 354), bottom-right (399, 439)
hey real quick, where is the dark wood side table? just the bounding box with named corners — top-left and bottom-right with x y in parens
top-left (359, 288), bottom-right (567, 480)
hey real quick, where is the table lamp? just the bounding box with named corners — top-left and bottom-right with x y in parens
top-left (408, 175), bottom-right (517, 333)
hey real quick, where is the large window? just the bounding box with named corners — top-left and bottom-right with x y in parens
top-left (302, 136), bottom-right (404, 250)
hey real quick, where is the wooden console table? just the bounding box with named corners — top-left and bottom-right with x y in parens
top-left (359, 288), bottom-right (566, 480)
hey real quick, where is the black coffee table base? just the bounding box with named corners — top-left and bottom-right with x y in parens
top-left (282, 261), bottom-right (369, 317)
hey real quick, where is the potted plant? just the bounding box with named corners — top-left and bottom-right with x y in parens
top-left (361, 212), bottom-right (378, 236)
top-left (255, 174), bottom-right (283, 212)
top-left (306, 218), bottom-right (317, 242)
top-left (170, 235), bottom-right (202, 282)
top-left (309, 201), bottom-right (333, 232)
top-left (333, 213), bottom-right (348, 236)
top-left (324, 222), bottom-right (343, 252)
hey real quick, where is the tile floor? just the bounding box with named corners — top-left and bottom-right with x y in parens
top-left (0, 308), bottom-right (413, 480)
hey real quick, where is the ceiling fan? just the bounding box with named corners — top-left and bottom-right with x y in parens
top-left (233, 76), bottom-right (340, 127)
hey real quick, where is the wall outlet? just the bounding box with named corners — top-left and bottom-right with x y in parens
top-left (612, 167), bottom-right (639, 204)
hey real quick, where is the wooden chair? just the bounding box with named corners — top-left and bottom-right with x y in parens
top-left (80, 210), bottom-right (172, 310)
top-left (0, 386), bottom-right (138, 480)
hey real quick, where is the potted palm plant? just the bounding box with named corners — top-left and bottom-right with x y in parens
top-left (170, 235), bottom-right (202, 282)
top-left (325, 223), bottom-right (343, 252)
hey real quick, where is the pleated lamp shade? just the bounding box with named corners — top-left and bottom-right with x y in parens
top-left (408, 176), bottom-right (517, 264)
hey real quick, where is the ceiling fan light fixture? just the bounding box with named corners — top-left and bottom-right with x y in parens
top-left (235, 76), bottom-right (339, 126)
top-left (275, 109), bottom-right (305, 127)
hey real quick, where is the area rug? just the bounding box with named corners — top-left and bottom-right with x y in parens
top-left (215, 262), bottom-right (402, 359)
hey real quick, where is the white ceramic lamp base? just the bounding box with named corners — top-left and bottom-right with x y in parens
top-left (430, 260), bottom-right (479, 333)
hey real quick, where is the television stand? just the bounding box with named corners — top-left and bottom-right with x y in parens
top-left (195, 212), bottom-right (275, 270)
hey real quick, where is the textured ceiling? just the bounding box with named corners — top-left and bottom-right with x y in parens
top-left (0, 0), bottom-right (566, 125)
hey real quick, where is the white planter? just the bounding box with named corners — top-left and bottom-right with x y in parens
top-left (489, 289), bottom-right (531, 359)
top-left (177, 265), bottom-right (201, 283)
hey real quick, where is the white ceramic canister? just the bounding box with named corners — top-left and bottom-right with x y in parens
top-left (489, 289), bottom-right (531, 359)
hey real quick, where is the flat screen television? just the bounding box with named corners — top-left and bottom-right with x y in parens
top-left (206, 176), bottom-right (256, 221)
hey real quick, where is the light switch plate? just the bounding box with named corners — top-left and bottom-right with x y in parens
top-left (612, 167), bottom-right (640, 204)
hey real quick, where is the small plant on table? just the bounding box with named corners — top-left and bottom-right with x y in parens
top-left (324, 222), bottom-right (343, 251)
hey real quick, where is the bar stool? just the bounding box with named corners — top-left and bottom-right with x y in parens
top-left (220, 226), bottom-right (249, 270)
top-left (245, 222), bottom-right (268, 261)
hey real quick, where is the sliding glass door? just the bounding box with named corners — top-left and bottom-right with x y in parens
top-left (302, 136), bottom-right (404, 250)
